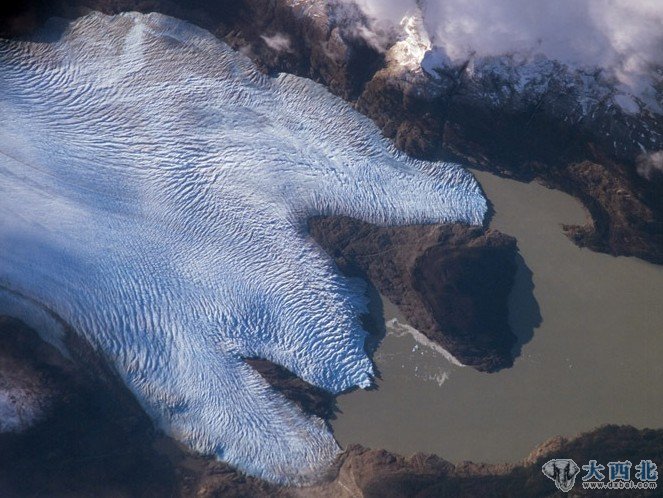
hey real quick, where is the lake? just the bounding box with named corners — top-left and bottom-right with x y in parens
top-left (331, 170), bottom-right (663, 463)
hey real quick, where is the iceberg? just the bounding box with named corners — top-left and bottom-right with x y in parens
top-left (0, 12), bottom-right (486, 483)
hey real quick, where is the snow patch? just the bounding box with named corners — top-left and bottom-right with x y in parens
top-left (614, 93), bottom-right (640, 114)
top-left (0, 387), bottom-right (50, 433)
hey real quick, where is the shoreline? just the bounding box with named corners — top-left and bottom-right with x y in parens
top-left (331, 168), bottom-right (663, 464)
top-left (1, 317), bottom-right (660, 496)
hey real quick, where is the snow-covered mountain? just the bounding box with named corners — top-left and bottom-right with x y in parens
top-left (0, 12), bottom-right (486, 483)
top-left (377, 13), bottom-right (662, 162)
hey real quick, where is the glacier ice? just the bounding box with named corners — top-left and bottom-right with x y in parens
top-left (0, 12), bottom-right (486, 483)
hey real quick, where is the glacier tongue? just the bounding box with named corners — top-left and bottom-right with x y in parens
top-left (0, 12), bottom-right (486, 483)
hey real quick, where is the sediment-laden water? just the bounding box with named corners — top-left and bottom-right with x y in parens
top-left (332, 170), bottom-right (663, 463)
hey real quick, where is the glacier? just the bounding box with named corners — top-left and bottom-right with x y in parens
top-left (0, 12), bottom-right (486, 483)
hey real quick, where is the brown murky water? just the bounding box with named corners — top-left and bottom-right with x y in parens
top-left (331, 170), bottom-right (663, 463)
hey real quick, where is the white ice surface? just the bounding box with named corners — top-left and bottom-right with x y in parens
top-left (0, 12), bottom-right (486, 483)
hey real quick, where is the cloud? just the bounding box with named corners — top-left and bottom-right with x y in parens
top-left (345, 0), bottom-right (663, 94)
top-left (350, 0), bottom-right (417, 25)
top-left (636, 150), bottom-right (663, 179)
top-left (260, 33), bottom-right (294, 53)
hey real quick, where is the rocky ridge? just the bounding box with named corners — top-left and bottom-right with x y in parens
top-left (309, 217), bottom-right (519, 372)
top-left (360, 48), bottom-right (663, 263)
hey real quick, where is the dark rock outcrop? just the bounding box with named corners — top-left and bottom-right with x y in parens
top-left (309, 216), bottom-right (519, 372)
top-left (312, 425), bottom-right (663, 497)
top-left (358, 68), bottom-right (663, 263)
top-left (245, 358), bottom-right (336, 420)
top-left (177, 425), bottom-right (663, 496)
top-left (0, 316), bottom-right (177, 497)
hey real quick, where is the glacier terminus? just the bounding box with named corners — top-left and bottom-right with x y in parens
top-left (0, 12), bottom-right (486, 483)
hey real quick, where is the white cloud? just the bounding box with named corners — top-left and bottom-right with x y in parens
top-left (346, 0), bottom-right (663, 95)
top-left (260, 32), bottom-right (294, 53)
top-left (636, 150), bottom-right (663, 179)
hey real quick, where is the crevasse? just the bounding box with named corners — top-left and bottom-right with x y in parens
top-left (0, 12), bottom-right (486, 484)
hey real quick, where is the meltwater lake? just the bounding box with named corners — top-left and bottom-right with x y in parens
top-left (332, 170), bottom-right (663, 463)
